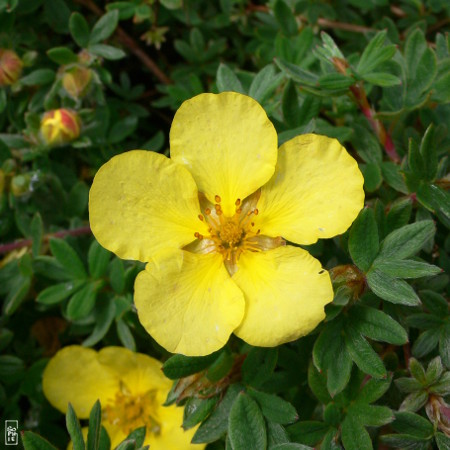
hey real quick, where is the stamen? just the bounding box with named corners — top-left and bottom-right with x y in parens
top-left (254, 209), bottom-right (259, 215)
top-left (205, 208), bottom-right (211, 215)
top-left (235, 199), bottom-right (241, 206)
top-left (215, 195), bottom-right (221, 203)
top-left (198, 214), bottom-right (204, 221)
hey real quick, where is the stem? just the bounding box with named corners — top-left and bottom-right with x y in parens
top-left (74, 0), bottom-right (171, 85)
top-left (349, 82), bottom-right (401, 162)
top-left (0, 225), bottom-right (92, 255)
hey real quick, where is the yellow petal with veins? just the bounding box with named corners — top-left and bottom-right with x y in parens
top-left (170, 92), bottom-right (278, 216)
top-left (89, 150), bottom-right (207, 263)
top-left (42, 346), bottom-right (119, 418)
top-left (233, 246), bottom-right (333, 347)
top-left (134, 251), bottom-right (245, 356)
top-left (256, 134), bottom-right (364, 245)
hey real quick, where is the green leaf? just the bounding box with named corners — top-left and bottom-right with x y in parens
top-left (399, 390), bottom-right (428, 412)
top-left (66, 403), bottom-right (86, 450)
top-left (341, 415), bottom-right (372, 450)
top-left (267, 422), bottom-right (290, 447)
top-left (318, 73), bottom-right (355, 90)
top-left (50, 238), bottom-right (87, 280)
top-left (82, 298), bottom-right (116, 347)
top-left (36, 280), bottom-right (86, 305)
top-left (272, 445), bottom-right (313, 450)
top-left (248, 389), bottom-right (298, 424)
top-left (373, 259), bottom-right (442, 279)
top-left (417, 184), bottom-right (450, 226)
top-left (30, 212), bottom-right (43, 257)
top-left (348, 404), bottom-right (394, 427)
top-left (88, 241), bottom-right (111, 279)
top-left (436, 432), bottom-right (450, 450)
top-left (116, 319), bottom-right (135, 351)
top-left (391, 411), bottom-right (434, 438)
top-left (249, 64), bottom-right (284, 104)
top-left (206, 351), bottom-right (234, 382)
top-left (344, 326), bottom-right (386, 378)
top-left (162, 351), bottom-right (221, 379)
top-left (357, 31), bottom-right (396, 74)
top-left (419, 125), bottom-right (438, 182)
top-left (287, 421), bottom-right (329, 447)
top-left (361, 72), bottom-right (401, 87)
top-left (386, 198), bottom-right (413, 231)
top-left (360, 162), bottom-right (382, 192)
top-left (216, 63), bottom-right (244, 93)
top-left (108, 116), bottom-right (138, 143)
top-left (440, 329), bottom-right (450, 369)
top-left (69, 12), bottom-right (90, 48)
top-left (22, 431), bottom-right (58, 450)
top-left (67, 282), bottom-right (98, 320)
top-left (87, 400), bottom-right (101, 450)
top-left (88, 44), bottom-right (126, 60)
top-left (47, 46), bottom-right (78, 65)
top-left (273, 0), bottom-right (298, 36)
top-left (192, 383), bottom-right (242, 443)
top-left (412, 328), bottom-right (440, 358)
top-left (228, 393), bottom-right (267, 450)
top-left (394, 377), bottom-right (422, 393)
top-left (350, 305), bottom-right (408, 345)
top-left (377, 220), bottom-right (435, 261)
top-left (242, 347), bottom-right (278, 388)
top-left (109, 258), bottom-right (125, 294)
top-left (275, 59), bottom-right (318, 86)
top-left (307, 363), bottom-right (331, 405)
top-left (183, 397), bottom-right (218, 430)
top-left (20, 69), bottom-right (55, 86)
top-left (0, 355), bottom-right (24, 379)
top-left (89, 10), bottom-right (119, 45)
top-left (430, 372), bottom-right (450, 396)
top-left (366, 269), bottom-right (420, 306)
top-left (357, 376), bottom-right (392, 404)
top-left (349, 208), bottom-right (379, 272)
top-left (120, 427), bottom-right (145, 448)
top-left (420, 290), bottom-right (448, 316)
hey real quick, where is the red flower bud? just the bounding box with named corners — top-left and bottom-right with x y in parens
top-left (40, 109), bottom-right (81, 146)
top-left (0, 49), bottom-right (23, 87)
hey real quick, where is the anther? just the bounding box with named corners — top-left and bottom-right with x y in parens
top-left (194, 232), bottom-right (204, 240)
top-left (205, 208), bottom-right (211, 215)
top-left (214, 204), bottom-right (221, 213)
top-left (235, 199), bottom-right (241, 206)
top-left (251, 222), bottom-right (254, 227)
top-left (254, 209), bottom-right (259, 215)
top-left (198, 214), bottom-right (204, 221)
top-left (215, 195), bottom-right (221, 203)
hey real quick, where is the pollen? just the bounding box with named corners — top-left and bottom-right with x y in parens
top-left (189, 190), bottom-right (284, 275)
top-left (103, 386), bottom-right (161, 436)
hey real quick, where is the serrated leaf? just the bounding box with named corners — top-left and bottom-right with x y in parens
top-left (89, 10), bottom-right (119, 45)
top-left (216, 63), bottom-right (244, 93)
top-left (69, 12), bottom-right (90, 48)
top-left (248, 389), bottom-right (298, 424)
top-left (349, 208), bottom-right (379, 272)
top-left (66, 403), bottom-right (85, 450)
top-left (162, 351), bottom-right (221, 379)
top-left (49, 238), bottom-right (87, 280)
top-left (377, 220), bottom-right (435, 261)
top-left (366, 269), bottom-right (421, 306)
top-left (228, 393), bottom-right (267, 450)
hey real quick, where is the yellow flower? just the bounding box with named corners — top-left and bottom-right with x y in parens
top-left (89, 92), bottom-right (364, 356)
top-left (42, 346), bottom-right (203, 450)
top-left (40, 109), bottom-right (81, 146)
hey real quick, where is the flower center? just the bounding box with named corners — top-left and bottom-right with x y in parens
top-left (103, 386), bottom-right (161, 436)
top-left (187, 191), bottom-right (285, 275)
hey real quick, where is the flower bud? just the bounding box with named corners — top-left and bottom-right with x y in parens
top-left (40, 109), bottom-right (81, 146)
top-left (11, 174), bottom-right (31, 197)
top-left (62, 66), bottom-right (92, 99)
top-left (426, 395), bottom-right (450, 435)
top-left (0, 49), bottom-right (23, 86)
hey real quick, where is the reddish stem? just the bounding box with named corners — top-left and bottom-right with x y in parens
top-left (0, 226), bottom-right (92, 255)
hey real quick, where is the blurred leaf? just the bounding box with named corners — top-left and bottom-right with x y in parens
top-left (89, 44), bottom-right (126, 60)
top-left (273, 0), bottom-right (298, 36)
top-left (47, 46), bottom-right (78, 65)
top-left (183, 397), bottom-right (218, 430)
top-left (162, 351), bottom-right (221, 379)
top-left (242, 347), bottom-right (278, 388)
top-left (22, 431), bottom-right (58, 450)
top-left (66, 403), bottom-right (85, 450)
top-left (88, 240), bottom-right (111, 279)
top-left (20, 69), bottom-right (55, 86)
top-left (216, 63), bottom-right (244, 93)
top-left (87, 400), bottom-right (101, 450)
top-left (70, 12), bottom-right (90, 48)
top-left (116, 318), bottom-right (136, 351)
top-left (67, 281), bottom-right (98, 320)
top-left (89, 10), bottom-right (119, 45)
top-left (37, 279), bottom-right (86, 305)
top-left (50, 238), bottom-right (87, 280)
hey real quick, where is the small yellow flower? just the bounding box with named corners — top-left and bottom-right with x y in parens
top-left (89, 92), bottom-right (364, 356)
top-left (40, 108), bottom-right (81, 146)
top-left (42, 346), bottom-right (203, 449)
top-left (0, 49), bottom-right (22, 87)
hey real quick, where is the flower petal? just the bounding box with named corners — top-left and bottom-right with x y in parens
top-left (97, 347), bottom-right (170, 393)
top-left (256, 134), bottom-right (364, 245)
top-left (170, 92), bottom-right (278, 216)
top-left (134, 251), bottom-right (245, 356)
top-left (89, 150), bottom-right (207, 262)
top-left (42, 346), bottom-right (119, 418)
top-left (233, 246), bottom-right (333, 347)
